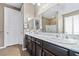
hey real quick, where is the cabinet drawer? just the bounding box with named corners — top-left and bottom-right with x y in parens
top-left (31, 41), bottom-right (36, 56)
top-left (35, 38), bottom-right (42, 46)
top-left (69, 50), bottom-right (79, 56)
top-left (31, 37), bottom-right (36, 42)
top-left (25, 35), bottom-right (28, 39)
top-left (28, 36), bottom-right (32, 40)
top-left (43, 49), bottom-right (55, 56)
top-left (43, 41), bottom-right (68, 56)
top-left (36, 45), bottom-right (42, 56)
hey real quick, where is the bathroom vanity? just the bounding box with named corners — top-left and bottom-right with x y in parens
top-left (24, 32), bottom-right (79, 56)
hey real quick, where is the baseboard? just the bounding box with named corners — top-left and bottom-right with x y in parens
top-left (0, 46), bottom-right (6, 49)
top-left (0, 44), bottom-right (26, 51)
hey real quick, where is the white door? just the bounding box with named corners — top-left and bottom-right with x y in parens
top-left (4, 7), bottom-right (23, 47)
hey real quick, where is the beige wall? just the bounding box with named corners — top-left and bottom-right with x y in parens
top-left (24, 3), bottom-right (34, 18)
top-left (0, 5), bottom-right (4, 47)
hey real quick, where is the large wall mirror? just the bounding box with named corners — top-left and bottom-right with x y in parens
top-left (24, 17), bottom-right (40, 32)
top-left (24, 3), bottom-right (79, 35)
top-left (41, 5), bottom-right (58, 33)
top-left (40, 3), bottom-right (79, 35)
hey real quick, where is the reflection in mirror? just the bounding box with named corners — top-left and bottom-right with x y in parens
top-left (42, 16), bottom-right (58, 33)
top-left (24, 3), bottom-right (79, 36)
top-left (40, 3), bottom-right (79, 35)
top-left (35, 20), bottom-right (40, 30)
top-left (24, 17), bottom-right (35, 32)
top-left (64, 12), bottom-right (79, 35)
top-left (28, 18), bottom-right (34, 31)
top-left (41, 8), bottom-right (58, 33)
top-left (24, 16), bottom-right (41, 33)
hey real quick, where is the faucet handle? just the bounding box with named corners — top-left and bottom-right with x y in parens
top-left (56, 35), bottom-right (59, 38)
top-left (65, 35), bottom-right (68, 39)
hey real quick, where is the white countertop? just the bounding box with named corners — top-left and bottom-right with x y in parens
top-left (25, 32), bottom-right (79, 52)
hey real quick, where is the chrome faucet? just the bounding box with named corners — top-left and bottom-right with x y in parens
top-left (65, 34), bottom-right (69, 39)
top-left (56, 35), bottom-right (59, 38)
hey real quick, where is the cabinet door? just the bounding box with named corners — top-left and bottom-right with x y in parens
top-left (27, 39), bottom-right (32, 54)
top-left (42, 49), bottom-right (55, 56)
top-left (36, 44), bottom-right (42, 56)
top-left (24, 35), bottom-right (28, 48)
top-left (69, 50), bottom-right (79, 56)
top-left (31, 41), bottom-right (36, 56)
top-left (43, 41), bottom-right (68, 56)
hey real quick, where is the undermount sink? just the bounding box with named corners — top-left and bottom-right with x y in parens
top-left (35, 33), bottom-right (78, 44)
top-left (50, 38), bottom-right (78, 44)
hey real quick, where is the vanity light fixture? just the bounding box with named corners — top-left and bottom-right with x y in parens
top-left (28, 17), bottom-right (32, 21)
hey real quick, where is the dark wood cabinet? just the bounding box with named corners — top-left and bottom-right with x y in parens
top-left (27, 36), bottom-right (32, 54)
top-left (36, 44), bottom-right (42, 56)
top-left (25, 35), bottom-right (78, 56)
top-left (35, 38), bottom-right (42, 56)
top-left (69, 50), bottom-right (79, 56)
top-left (31, 41), bottom-right (36, 56)
top-left (24, 35), bottom-right (28, 48)
top-left (42, 49), bottom-right (55, 56)
top-left (43, 41), bottom-right (68, 56)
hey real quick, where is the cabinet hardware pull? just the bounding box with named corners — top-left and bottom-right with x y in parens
top-left (35, 41), bottom-right (40, 44)
top-left (74, 53), bottom-right (79, 56)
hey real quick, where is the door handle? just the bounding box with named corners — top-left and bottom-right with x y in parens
top-left (7, 32), bottom-right (9, 34)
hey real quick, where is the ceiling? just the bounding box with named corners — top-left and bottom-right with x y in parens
top-left (5, 3), bottom-right (23, 9)
top-left (42, 4), bottom-right (58, 18)
top-left (42, 10), bottom-right (57, 18)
